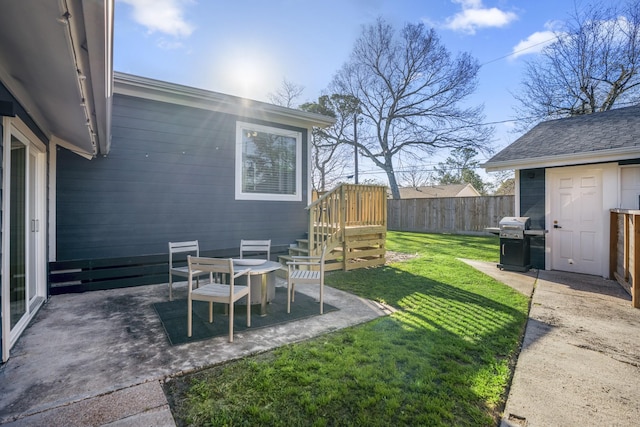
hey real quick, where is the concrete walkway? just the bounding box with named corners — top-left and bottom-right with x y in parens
top-left (462, 259), bottom-right (640, 427)
top-left (0, 280), bottom-right (388, 426)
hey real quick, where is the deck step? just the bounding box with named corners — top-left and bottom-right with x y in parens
top-left (288, 245), bottom-right (308, 256)
top-left (295, 239), bottom-right (309, 250)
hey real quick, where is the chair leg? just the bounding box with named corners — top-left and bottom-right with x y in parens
top-left (228, 301), bottom-right (234, 343)
top-left (246, 293), bottom-right (251, 327)
top-left (169, 275), bottom-right (173, 301)
top-left (208, 301), bottom-right (213, 323)
top-left (287, 280), bottom-right (293, 313)
top-left (320, 282), bottom-right (324, 314)
top-left (187, 297), bottom-right (192, 337)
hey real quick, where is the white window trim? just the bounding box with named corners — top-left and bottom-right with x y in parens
top-left (235, 121), bottom-right (302, 202)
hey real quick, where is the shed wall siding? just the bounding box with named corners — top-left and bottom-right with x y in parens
top-left (56, 94), bottom-right (309, 260)
top-left (519, 168), bottom-right (545, 269)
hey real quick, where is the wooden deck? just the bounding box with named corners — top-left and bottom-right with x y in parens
top-left (279, 184), bottom-right (388, 272)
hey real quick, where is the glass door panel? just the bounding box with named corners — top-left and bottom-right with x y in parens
top-left (28, 150), bottom-right (37, 306)
top-left (9, 137), bottom-right (26, 328)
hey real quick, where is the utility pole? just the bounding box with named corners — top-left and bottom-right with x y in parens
top-left (353, 112), bottom-right (359, 184)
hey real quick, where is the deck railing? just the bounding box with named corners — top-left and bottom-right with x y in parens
top-left (610, 209), bottom-right (640, 308)
top-left (306, 184), bottom-right (387, 256)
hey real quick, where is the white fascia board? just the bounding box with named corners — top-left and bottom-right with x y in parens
top-left (51, 135), bottom-right (94, 160)
top-left (481, 147), bottom-right (640, 172)
top-left (113, 72), bottom-right (336, 130)
top-left (83, 0), bottom-right (114, 155)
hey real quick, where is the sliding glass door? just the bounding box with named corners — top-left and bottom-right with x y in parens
top-left (2, 119), bottom-right (46, 362)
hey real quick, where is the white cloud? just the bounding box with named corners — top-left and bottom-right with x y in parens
top-left (445, 0), bottom-right (518, 34)
top-left (510, 31), bottom-right (557, 60)
top-left (510, 21), bottom-right (562, 60)
top-left (118, 0), bottom-right (195, 38)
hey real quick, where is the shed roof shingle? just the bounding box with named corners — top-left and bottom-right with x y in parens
top-left (485, 105), bottom-right (640, 167)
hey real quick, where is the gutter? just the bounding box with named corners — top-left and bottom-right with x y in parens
top-left (482, 147), bottom-right (640, 172)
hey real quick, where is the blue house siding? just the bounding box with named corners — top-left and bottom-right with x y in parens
top-left (519, 168), bottom-right (545, 269)
top-left (56, 93), bottom-right (310, 261)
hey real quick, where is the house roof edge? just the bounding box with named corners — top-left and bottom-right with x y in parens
top-left (113, 72), bottom-right (335, 129)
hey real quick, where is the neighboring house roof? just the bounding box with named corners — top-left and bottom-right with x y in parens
top-left (482, 105), bottom-right (640, 172)
top-left (114, 72), bottom-right (336, 130)
top-left (0, 0), bottom-right (114, 158)
top-left (396, 183), bottom-right (480, 198)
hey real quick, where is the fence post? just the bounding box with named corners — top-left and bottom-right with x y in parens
top-left (634, 214), bottom-right (640, 308)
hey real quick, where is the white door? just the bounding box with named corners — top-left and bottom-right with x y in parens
top-left (550, 168), bottom-right (603, 276)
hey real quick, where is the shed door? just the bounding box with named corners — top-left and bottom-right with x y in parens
top-left (550, 168), bottom-right (602, 276)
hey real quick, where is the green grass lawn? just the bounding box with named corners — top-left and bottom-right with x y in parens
top-left (164, 232), bottom-right (530, 426)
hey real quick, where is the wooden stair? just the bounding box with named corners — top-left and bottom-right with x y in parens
top-left (277, 183), bottom-right (388, 275)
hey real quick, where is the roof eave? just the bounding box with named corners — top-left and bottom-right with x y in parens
top-left (481, 147), bottom-right (640, 172)
top-left (113, 72), bottom-right (336, 129)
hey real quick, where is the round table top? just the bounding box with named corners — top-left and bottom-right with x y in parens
top-left (232, 259), bottom-right (282, 274)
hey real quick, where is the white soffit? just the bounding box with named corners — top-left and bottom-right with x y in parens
top-left (0, 0), bottom-right (113, 157)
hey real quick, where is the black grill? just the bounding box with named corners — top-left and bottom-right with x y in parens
top-left (498, 217), bottom-right (531, 272)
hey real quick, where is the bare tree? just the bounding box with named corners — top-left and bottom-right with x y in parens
top-left (331, 18), bottom-right (491, 199)
top-left (300, 94), bottom-right (358, 191)
top-left (309, 136), bottom-right (351, 191)
top-left (514, 0), bottom-right (640, 130)
top-left (268, 78), bottom-right (305, 108)
top-left (398, 164), bottom-right (434, 188)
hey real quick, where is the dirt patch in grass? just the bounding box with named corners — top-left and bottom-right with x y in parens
top-left (385, 250), bottom-right (419, 264)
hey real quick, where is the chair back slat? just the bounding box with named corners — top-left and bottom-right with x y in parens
top-left (240, 239), bottom-right (271, 260)
top-left (187, 256), bottom-right (233, 275)
top-left (169, 241), bottom-right (200, 265)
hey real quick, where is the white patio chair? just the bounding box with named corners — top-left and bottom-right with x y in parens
top-left (287, 244), bottom-right (327, 314)
top-left (168, 241), bottom-right (209, 301)
top-left (187, 256), bottom-right (251, 343)
top-left (240, 239), bottom-right (271, 260)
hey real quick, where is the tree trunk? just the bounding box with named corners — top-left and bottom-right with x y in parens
top-left (387, 169), bottom-right (400, 199)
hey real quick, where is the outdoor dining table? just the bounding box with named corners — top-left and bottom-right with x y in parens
top-left (232, 259), bottom-right (283, 316)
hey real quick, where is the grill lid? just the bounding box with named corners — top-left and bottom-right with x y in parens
top-left (499, 217), bottom-right (530, 239)
top-left (499, 216), bottom-right (531, 231)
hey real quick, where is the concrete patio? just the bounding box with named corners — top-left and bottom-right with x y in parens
top-left (0, 280), bottom-right (389, 426)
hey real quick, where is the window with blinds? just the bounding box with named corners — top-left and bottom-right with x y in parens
top-left (235, 121), bottom-right (302, 201)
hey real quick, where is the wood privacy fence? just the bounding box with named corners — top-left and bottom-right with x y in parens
top-left (610, 209), bottom-right (640, 308)
top-left (387, 195), bottom-right (514, 235)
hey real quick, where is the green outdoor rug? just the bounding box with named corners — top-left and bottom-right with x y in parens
top-left (153, 287), bottom-right (338, 345)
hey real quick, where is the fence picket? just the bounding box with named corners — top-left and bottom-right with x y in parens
top-left (387, 196), bottom-right (514, 235)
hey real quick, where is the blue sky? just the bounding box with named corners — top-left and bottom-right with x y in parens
top-left (114, 0), bottom-right (626, 179)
